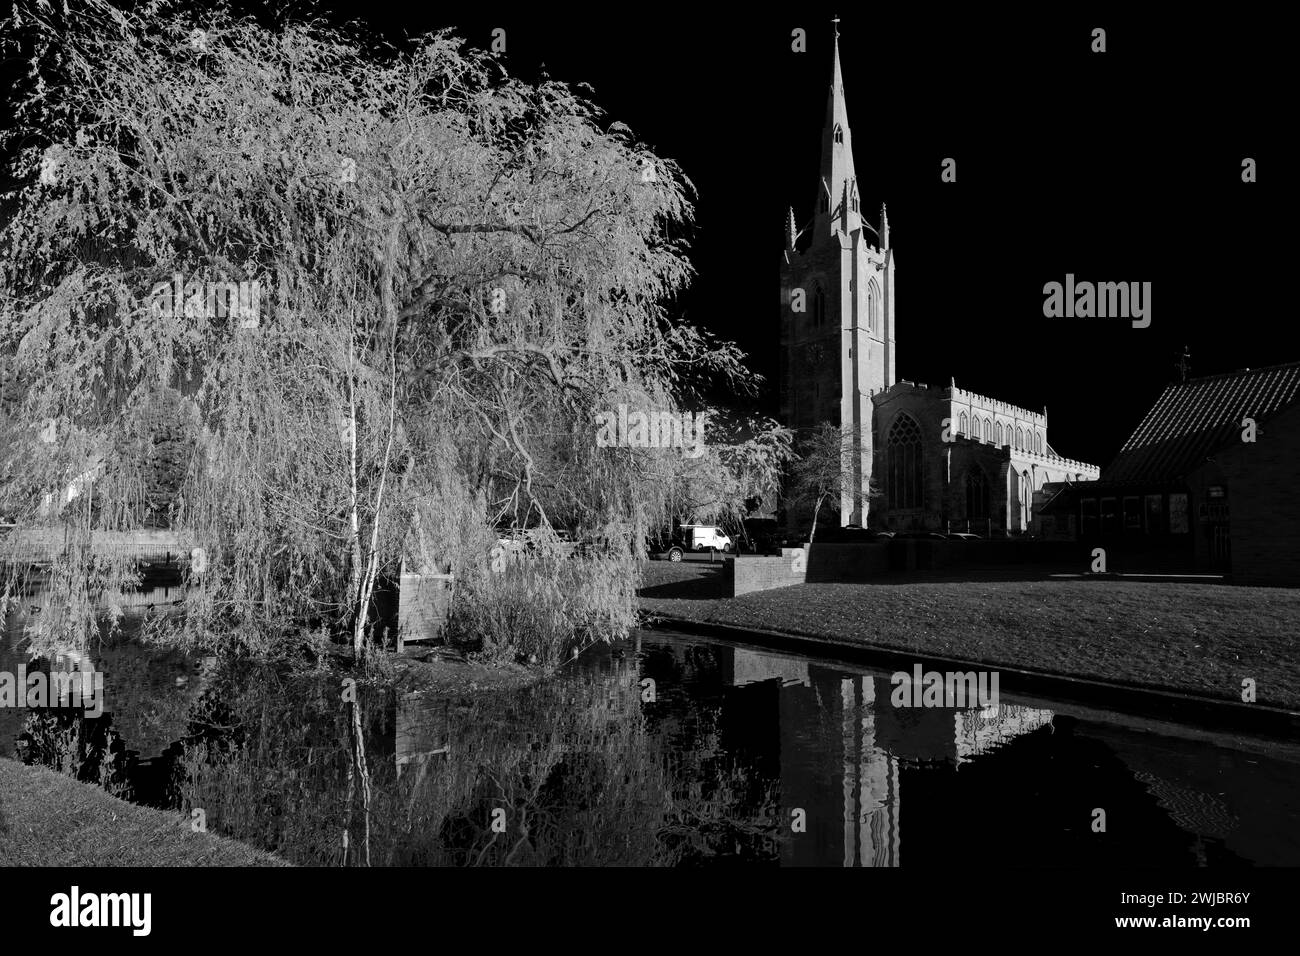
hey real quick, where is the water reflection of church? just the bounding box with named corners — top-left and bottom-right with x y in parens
top-left (723, 647), bottom-right (1053, 867)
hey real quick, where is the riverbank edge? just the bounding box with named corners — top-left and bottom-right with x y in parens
top-left (643, 612), bottom-right (1300, 740)
top-left (0, 756), bottom-right (290, 867)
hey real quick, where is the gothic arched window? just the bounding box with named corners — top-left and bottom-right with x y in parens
top-left (966, 467), bottom-right (988, 520)
top-left (1016, 426), bottom-right (1024, 450)
top-left (959, 412), bottom-right (968, 437)
top-left (834, 124), bottom-right (844, 145)
top-left (813, 285), bottom-right (826, 328)
top-left (983, 418), bottom-right (991, 442)
top-left (1035, 432), bottom-right (1043, 455)
top-left (996, 422), bottom-right (1004, 446)
top-left (887, 414), bottom-right (924, 510)
top-left (867, 279), bottom-right (880, 332)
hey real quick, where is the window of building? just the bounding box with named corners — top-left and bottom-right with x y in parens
top-left (1081, 497), bottom-right (1098, 536)
top-left (1100, 497), bottom-right (1118, 534)
top-left (813, 285), bottom-right (826, 328)
top-left (966, 467), bottom-right (988, 520)
top-left (1144, 494), bottom-right (1163, 533)
top-left (1035, 432), bottom-right (1043, 455)
top-left (1123, 496), bottom-right (1142, 533)
top-left (996, 422), bottom-right (1004, 446)
top-left (983, 418), bottom-right (992, 443)
top-left (959, 412), bottom-right (968, 437)
top-left (1016, 426), bottom-right (1024, 450)
top-left (834, 124), bottom-right (844, 145)
top-left (1169, 493), bottom-right (1189, 533)
top-left (886, 414), bottom-right (924, 510)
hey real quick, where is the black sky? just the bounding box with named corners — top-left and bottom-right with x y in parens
top-left (7, 6), bottom-right (1287, 469)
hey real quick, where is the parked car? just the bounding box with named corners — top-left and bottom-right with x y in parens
top-left (894, 531), bottom-right (948, 540)
top-left (816, 524), bottom-right (893, 542)
top-left (946, 532), bottom-right (981, 541)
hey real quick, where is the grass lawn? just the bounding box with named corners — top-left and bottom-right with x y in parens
top-left (0, 758), bottom-right (289, 866)
top-left (638, 562), bottom-right (1300, 710)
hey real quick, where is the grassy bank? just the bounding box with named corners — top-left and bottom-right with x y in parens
top-left (638, 561), bottom-right (1300, 710)
top-left (0, 758), bottom-right (289, 866)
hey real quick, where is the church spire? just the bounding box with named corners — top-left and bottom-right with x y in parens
top-left (817, 18), bottom-right (857, 238)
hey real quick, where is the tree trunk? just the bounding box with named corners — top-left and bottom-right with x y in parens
top-left (809, 493), bottom-right (825, 543)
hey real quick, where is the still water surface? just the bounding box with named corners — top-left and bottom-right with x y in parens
top-left (4, 592), bottom-right (1299, 866)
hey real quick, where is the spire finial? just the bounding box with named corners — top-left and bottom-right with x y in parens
top-left (832, 15), bottom-right (840, 39)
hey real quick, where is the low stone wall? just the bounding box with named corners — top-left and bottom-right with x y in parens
top-left (806, 542), bottom-right (890, 582)
top-left (731, 550), bottom-right (806, 596)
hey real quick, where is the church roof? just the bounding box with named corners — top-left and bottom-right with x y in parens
top-left (1103, 362), bottom-right (1300, 482)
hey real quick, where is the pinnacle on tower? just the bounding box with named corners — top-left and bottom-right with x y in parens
top-left (880, 203), bottom-right (890, 249)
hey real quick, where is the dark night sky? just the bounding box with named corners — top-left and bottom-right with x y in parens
top-left (6, 6), bottom-right (1286, 469)
top-left (320, 7), bottom-right (1283, 469)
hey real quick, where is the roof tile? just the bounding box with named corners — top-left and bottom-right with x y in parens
top-left (1104, 362), bottom-right (1300, 482)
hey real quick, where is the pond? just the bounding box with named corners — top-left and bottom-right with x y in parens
top-left (4, 603), bottom-right (1299, 866)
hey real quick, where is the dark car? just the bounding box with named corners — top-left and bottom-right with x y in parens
top-left (816, 524), bottom-right (893, 542)
top-left (894, 530), bottom-right (948, 540)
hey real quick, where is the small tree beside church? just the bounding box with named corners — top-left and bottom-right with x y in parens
top-left (788, 422), bottom-right (878, 542)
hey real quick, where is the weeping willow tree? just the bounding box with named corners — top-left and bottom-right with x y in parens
top-left (0, 0), bottom-right (778, 661)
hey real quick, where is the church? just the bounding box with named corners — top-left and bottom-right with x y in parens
top-left (779, 24), bottom-right (1099, 534)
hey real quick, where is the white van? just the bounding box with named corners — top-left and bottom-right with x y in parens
top-left (667, 525), bottom-right (732, 561)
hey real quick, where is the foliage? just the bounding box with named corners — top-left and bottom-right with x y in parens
top-left (0, 0), bottom-right (761, 660)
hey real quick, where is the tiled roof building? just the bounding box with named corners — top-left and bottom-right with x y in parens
top-left (1105, 363), bottom-right (1300, 483)
top-left (1039, 363), bottom-right (1300, 585)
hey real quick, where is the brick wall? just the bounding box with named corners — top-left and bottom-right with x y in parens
top-left (1219, 402), bottom-right (1300, 586)
top-left (732, 551), bottom-right (807, 596)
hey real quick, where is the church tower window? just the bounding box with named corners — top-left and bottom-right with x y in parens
top-left (1035, 432), bottom-right (1043, 455)
top-left (813, 285), bottom-right (826, 327)
top-left (996, 422), bottom-right (1004, 446)
top-left (959, 412), bottom-right (968, 437)
top-left (887, 414), bottom-right (924, 510)
top-left (1016, 426), bottom-right (1024, 450)
top-left (984, 418), bottom-right (992, 442)
top-left (834, 124), bottom-right (844, 145)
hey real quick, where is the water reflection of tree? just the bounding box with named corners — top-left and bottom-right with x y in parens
top-left (172, 655), bottom-right (780, 866)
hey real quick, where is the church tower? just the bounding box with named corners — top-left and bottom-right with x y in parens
top-left (780, 20), bottom-right (896, 525)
